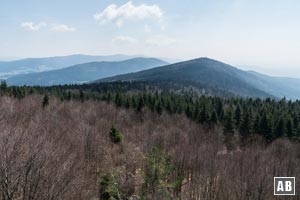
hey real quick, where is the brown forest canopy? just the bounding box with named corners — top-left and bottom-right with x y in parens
top-left (0, 95), bottom-right (299, 199)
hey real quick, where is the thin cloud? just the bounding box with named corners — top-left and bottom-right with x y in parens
top-left (112, 36), bottom-right (138, 44)
top-left (21, 22), bottom-right (47, 31)
top-left (94, 1), bottom-right (163, 27)
top-left (21, 22), bottom-right (76, 32)
top-left (51, 24), bottom-right (76, 32)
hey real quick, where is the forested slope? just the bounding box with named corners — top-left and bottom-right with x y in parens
top-left (1, 80), bottom-right (300, 199)
top-left (0, 95), bottom-right (299, 200)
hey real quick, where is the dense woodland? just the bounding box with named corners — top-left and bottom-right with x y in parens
top-left (2, 81), bottom-right (300, 143)
top-left (0, 80), bottom-right (300, 199)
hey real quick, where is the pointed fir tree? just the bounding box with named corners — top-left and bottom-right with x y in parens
top-left (293, 115), bottom-right (299, 131)
top-left (155, 99), bottom-right (163, 115)
top-left (259, 112), bottom-right (273, 141)
top-left (239, 110), bottom-right (253, 144)
top-left (286, 118), bottom-right (294, 138)
top-left (42, 94), bottom-right (49, 108)
top-left (253, 115), bottom-right (260, 134)
top-left (216, 100), bottom-right (224, 120)
top-left (209, 109), bottom-right (218, 125)
top-left (66, 91), bottom-right (72, 100)
top-left (124, 97), bottom-right (131, 109)
top-left (131, 96), bottom-right (138, 109)
top-left (223, 108), bottom-right (236, 150)
top-left (275, 117), bottom-right (286, 138)
top-left (115, 92), bottom-right (123, 107)
top-left (185, 104), bottom-right (193, 119)
top-left (79, 90), bottom-right (84, 102)
top-left (136, 95), bottom-right (145, 112)
top-left (234, 104), bottom-right (242, 128)
top-left (165, 99), bottom-right (173, 114)
top-left (223, 109), bottom-right (235, 134)
top-left (198, 104), bottom-right (209, 124)
top-left (0, 80), bottom-right (7, 96)
top-left (109, 124), bottom-right (122, 144)
top-left (193, 104), bottom-right (200, 120)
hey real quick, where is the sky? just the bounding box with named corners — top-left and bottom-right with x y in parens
top-left (1, 0), bottom-right (300, 77)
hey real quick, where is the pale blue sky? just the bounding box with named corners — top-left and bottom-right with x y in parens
top-left (1, 0), bottom-right (300, 77)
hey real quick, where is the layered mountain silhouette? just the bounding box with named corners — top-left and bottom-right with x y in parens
top-left (241, 71), bottom-right (300, 100)
top-left (6, 58), bottom-right (168, 86)
top-left (4, 55), bottom-right (300, 100)
top-left (0, 54), bottom-right (140, 78)
top-left (99, 57), bottom-right (300, 100)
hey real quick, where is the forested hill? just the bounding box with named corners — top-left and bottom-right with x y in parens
top-left (98, 58), bottom-right (271, 98)
top-left (99, 57), bottom-right (300, 100)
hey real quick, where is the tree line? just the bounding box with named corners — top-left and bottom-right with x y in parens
top-left (1, 80), bottom-right (300, 143)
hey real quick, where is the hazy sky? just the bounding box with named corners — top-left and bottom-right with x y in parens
top-left (1, 0), bottom-right (300, 77)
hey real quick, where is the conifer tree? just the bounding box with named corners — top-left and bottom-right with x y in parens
top-left (260, 113), bottom-right (273, 141)
top-left (185, 105), bottom-right (193, 119)
top-left (275, 117), bottom-right (286, 138)
top-left (155, 99), bottom-right (163, 115)
top-left (239, 110), bottom-right (253, 144)
top-left (293, 116), bottom-right (299, 130)
top-left (209, 109), bottom-right (218, 124)
top-left (0, 80), bottom-right (7, 95)
top-left (100, 173), bottom-right (122, 200)
top-left (136, 95), bottom-right (145, 112)
top-left (165, 99), bottom-right (173, 114)
top-left (106, 92), bottom-right (112, 102)
top-left (115, 92), bottom-right (123, 107)
top-left (141, 146), bottom-right (173, 199)
top-left (253, 115), bottom-right (260, 134)
top-left (286, 118), bottom-right (294, 138)
top-left (198, 104), bottom-right (209, 124)
top-left (79, 90), bottom-right (84, 102)
top-left (193, 104), bottom-right (200, 120)
top-left (223, 108), bottom-right (236, 150)
top-left (29, 88), bottom-right (34, 95)
top-left (223, 109), bottom-right (235, 134)
top-left (66, 91), bottom-right (72, 100)
top-left (12, 87), bottom-right (18, 99)
top-left (234, 104), bottom-right (242, 128)
top-left (131, 96), bottom-right (138, 109)
top-left (109, 124), bottom-right (122, 144)
top-left (216, 100), bottom-right (224, 120)
top-left (124, 98), bottom-right (130, 109)
top-left (42, 94), bottom-right (49, 108)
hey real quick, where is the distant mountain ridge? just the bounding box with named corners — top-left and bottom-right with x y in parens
top-left (98, 57), bottom-right (300, 100)
top-left (6, 57), bottom-right (168, 86)
top-left (241, 71), bottom-right (300, 100)
top-left (4, 55), bottom-right (300, 99)
top-left (0, 54), bottom-right (142, 79)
